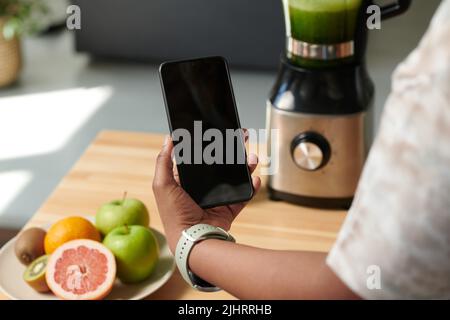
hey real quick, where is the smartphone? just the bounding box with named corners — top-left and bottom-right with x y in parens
top-left (159, 56), bottom-right (254, 208)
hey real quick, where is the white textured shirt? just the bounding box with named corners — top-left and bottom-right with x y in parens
top-left (327, 0), bottom-right (450, 299)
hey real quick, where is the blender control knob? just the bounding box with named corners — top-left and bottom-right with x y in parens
top-left (291, 132), bottom-right (331, 171)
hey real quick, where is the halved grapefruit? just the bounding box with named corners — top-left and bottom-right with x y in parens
top-left (46, 239), bottom-right (116, 300)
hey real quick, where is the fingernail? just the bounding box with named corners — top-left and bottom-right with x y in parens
top-left (163, 135), bottom-right (170, 146)
top-left (248, 153), bottom-right (258, 165)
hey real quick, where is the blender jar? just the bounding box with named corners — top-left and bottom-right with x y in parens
top-left (283, 0), bottom-right (364, 67)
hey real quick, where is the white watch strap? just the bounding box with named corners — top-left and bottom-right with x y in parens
top-left (175, 224), bottom-right (235, 292)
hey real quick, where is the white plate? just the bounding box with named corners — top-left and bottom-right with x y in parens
top-left (0, 227), bottom-right (175, 300)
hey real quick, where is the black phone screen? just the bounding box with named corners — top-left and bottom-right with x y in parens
top-left (159, 57), bottom-right (253, 208)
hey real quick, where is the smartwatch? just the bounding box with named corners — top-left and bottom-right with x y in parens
top-left (175, 224), bottom-right (235, 292)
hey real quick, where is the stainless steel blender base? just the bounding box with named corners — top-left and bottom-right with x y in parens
top-left (267, 105), bottom-right (371, 208)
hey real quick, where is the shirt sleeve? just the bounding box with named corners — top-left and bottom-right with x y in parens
top-left (326, 0), bottom-right (450, 300)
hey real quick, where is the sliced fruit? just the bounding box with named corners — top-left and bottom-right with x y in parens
top-left (44, 216), bottom-right (101, 254)
top-left (46, 239), bottom-right (116, 300)
top-left (23, 255), bottom-right (50, 293)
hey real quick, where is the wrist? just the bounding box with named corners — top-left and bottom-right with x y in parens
top-left (166, 225), bottom-right (187, 254)
top-left (187, 238), bottom-right (218, 271)
top-left (174, 224), bottom-right (235, 291)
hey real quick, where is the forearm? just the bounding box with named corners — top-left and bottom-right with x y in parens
top-left (189, 239), bottom-right (359, 300)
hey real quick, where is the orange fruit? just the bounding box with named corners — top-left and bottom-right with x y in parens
top-left (46, 239), bottom-right (116, 300)
top-left (44, 217), bottom-right (101, 254)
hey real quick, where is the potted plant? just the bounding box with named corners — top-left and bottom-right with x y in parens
top-left (0, 0), bottom-right (47, 88)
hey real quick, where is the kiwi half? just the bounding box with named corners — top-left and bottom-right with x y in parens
top-left (23, 255), bottom-right (50, 293)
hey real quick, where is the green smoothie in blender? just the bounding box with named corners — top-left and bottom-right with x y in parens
top-left (283, 0), bottom-right (363, 67)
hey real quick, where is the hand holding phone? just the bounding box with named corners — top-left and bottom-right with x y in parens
top-left (152, 136), bottom-right (261, 253)
top-left (159, 56), bottom-right (254, 208)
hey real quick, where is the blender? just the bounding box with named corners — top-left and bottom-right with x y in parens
top-left (267, 0), bottom-right (411, 209)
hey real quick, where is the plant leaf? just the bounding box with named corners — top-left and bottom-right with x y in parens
top-left (3, 20), bottom-right (17, 39)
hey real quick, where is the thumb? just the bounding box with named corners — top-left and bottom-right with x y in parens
top-left (153, 135), bottom-right (177, 190)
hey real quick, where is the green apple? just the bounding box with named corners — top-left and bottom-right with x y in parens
top-left (103, 225), bottom-right (159, 283)
top-left (95, 198), bottom-right (149, 236)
